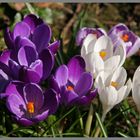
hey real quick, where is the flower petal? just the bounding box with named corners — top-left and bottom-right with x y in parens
top-left (6, 94), bottom-right (26, 117)
top-left (23, 14), bottom-right (43, 32)
top-left (48, 40), bottom-right (60, 54)
top-left (30, 59), bottom-right (43, 79)
top-left (32, 24), bottom-right (52, 53)
top-left (74, 72), bottom-right (93, 96)
top-left (43, 89), bottom-right (59, 114)
top-left (24, 83), bottom-right (44, 112)
top-left (0, 50), bottom-right (11, 66)
top-left (55, 65), bottom-right (68, 87)
top-left (13, 22), bottom-right (30, 39)
top-left (4, 28), bottom-right (14, 49)
top-left (23, 68), bottom-right (41, 83)
top-left (18, 46), bottom-right (38, 67)
top-left (104, 55), bottom-right (120, 72)
top-left (67, 56), bottom-right (85, 85)
top-left (39, 49), bottom-right (54, 80)
top-left (111, 67), bottom-right (127, 90)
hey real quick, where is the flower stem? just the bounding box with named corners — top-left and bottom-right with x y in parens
top-left (85, 104), bottom-right (94, 136)
top-left (94, 112), bottom-right (106, 137)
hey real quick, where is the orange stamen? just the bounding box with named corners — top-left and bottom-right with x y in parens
top-left (121, 34), bottom-right (129, 42)
top-left (67, 86), bottom-right (74, 91)
top-left (27, 102), bottom-right (34, 113)
top-left (111, 81), bottom-right (118, 88)
top-left (99, 51), bottom-right (107, 59)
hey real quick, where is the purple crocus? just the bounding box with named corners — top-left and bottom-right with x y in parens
top-left (0, 47), bottom-right (54, 83)
top-left (50, 56), bottom-right (97, 106)
top-left (4, 14), bottom-right (60, 55)
top-left (76, 27), bottom-right (106, 46)
top-left (0, 14), bottom-right (58, 84)
top-left (6, 81), bottom-right (59, 126)
top-left (108, 23), bottom-right (140, 57)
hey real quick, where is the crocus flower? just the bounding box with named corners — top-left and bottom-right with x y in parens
top-left (108, 23), bottom-right (140, 57)
top-left (50, 56), bottom-right (97, 106)
top-left (4, 14), bottom-right (60, 55)
top-left (76, 27), bottom-right (106, 46)
top-left (81, 34), bottom-right (126, 77)
top-left (0, 47), bottom-right (54, 83)
top-left (0, 14), bottom-right (57, 83)
top-left (6, 82), bottom-right (59, 126)
top-left (132, 65), bottom-right (140, 113)
top-left (95, 67), bottom-right (132, 120)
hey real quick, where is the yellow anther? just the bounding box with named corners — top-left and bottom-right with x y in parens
top-left (121, 34), bottom-right (129, 42)
top-left (99, 51), bottom-right (107, 59)
top-left (67, 86), bottom-right (74, 91)
top-left (27, 102), bottom-right (34, 113)
top-left (111, 81), bottom-right (118, 88)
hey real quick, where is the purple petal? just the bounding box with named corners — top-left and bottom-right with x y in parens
top-left (18, 46), bottom-right (38, 66)
top-left (39, 49), bottom-right (54, 80)
top-left (0, 61), bottom-right (11, 77)
top-left (14, 36), bottom-right (36, 51)
top-left (62, 89), bottom-right (78, 105)
top-left (5, 81), bottom-right (24, 97)
top-left (23, 14), bottom-right (43, 33)
top-left (30, 59), bottom-right (43, 78)
top-left (9, 60), bottom-right (21, 79)
top-left (23, 83), bottom-right (44, 112)
top-left (74, 72), bottom-right (93, 96)
top-left (13, 22), bottom-right (30, 39)
top-left (33, 110), bottom-right (49, 122)
top-left (75, 89), bottom-right (97, 105)
top-left (49, 76), bottom-right (60, 93)
top-left (127, 37), bottom-right (140, 57)
top-left (6, 94), bottom-right (26, 117)
top-left (16, 117), bottom-right (34, 126)
top-left (108, 23), bottom-right (129, 35)
top-left (48, 40), bottom-right (60, 54)
top-left (23, 68), bottom-right (41, 83)
top-left (4, 28), bottom-right (14, 49)
top-left (43, 89), bottom-right (59, 114)
top-left (68, 56), bottom-right (85, 85)
top-left (55, 65), bottom-right (68, 87)
top-left (32, 24), bottom-right (52, 53)
top-left (0, 50), bottom-right (11, 66)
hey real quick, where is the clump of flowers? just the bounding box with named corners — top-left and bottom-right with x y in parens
top-left (1, 13), bottom-right (140, 137)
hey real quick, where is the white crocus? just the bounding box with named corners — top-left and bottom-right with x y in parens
top-left (132, 66), bottom-right (140, 113)
top-left (81, 34), bottom-right (126, 77)
top-left (95, 67), bottom-right (132, 121)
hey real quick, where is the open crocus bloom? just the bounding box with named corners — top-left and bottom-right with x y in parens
top-left (108, 23), bottom-right (140, 57)
top-left (132, 65), bottom-right (140, 113)
top-left (76, 27), bottom-right (106, 46)
top-left (6, 82), bottom-right (59, 126)
top-left (95, 67), bottom-right (132, 120)
top-left (50, 56), bottom-right (97, 106)
top-left (81, 34), bottom-right (126, 77)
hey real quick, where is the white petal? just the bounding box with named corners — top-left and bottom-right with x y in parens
top-left (124, 78), bottom-right (132, 98)
top-left (94, 36), bottom-right (113, 59)
top-left (114, 44), bottom-right (126, 67)
top-left (116, 86), bottom-right (127, 104)
top-left (82, 34), bottom-right (97, 54)
top-left (104, 55), bottom-right (120, 72)
top-left (81, 45), bottom-right (86, 59)
top-left (132, 66), bottom-right (140, 112)
top-left (84, 52), bottom-right (104, 76)
top-left (99, 86), bottom-right (118, 115)
top-left (111, 67), bottom-right (127, 90)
